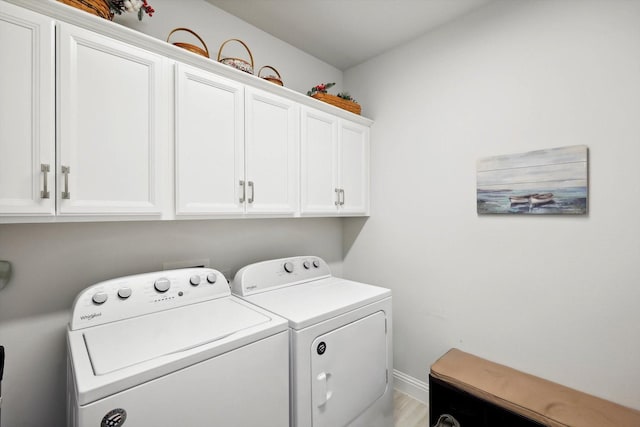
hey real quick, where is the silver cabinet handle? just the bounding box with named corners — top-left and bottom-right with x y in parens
top-left (248, 181), bottom-right (254, 204)
top-left (61, 166), bottom-right (71, 199)
top-left (40, 163), bottom-right (50, 199)
top-left (340, 189), bottom-right (345, 206)
top-left (239, 180), bottom-right (246, 203)
top-left (335, 188), bottom-right (340, 206)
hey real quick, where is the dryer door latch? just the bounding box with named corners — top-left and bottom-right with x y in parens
top-left (314, 371), bottom-right (333, 407)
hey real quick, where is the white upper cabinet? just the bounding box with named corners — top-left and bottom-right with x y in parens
top-left (300, 108), bottom-right (339, 214)
top-left (338, 120), bottom-right (369, 215)
top-left (244, 87), bottom-right (299, 215)
top-left (0, 2), bottom-right (55, 217)
top-left (175, 63), bottom-right (244, 216)
top-left (57, 23), bottom-right (167, 216)
top-left (175, 72), bottom-right (299, 217)
top-left (0, 0), bottom-right (371, 222)
top-left (301, 107), bottom-right (370, 216)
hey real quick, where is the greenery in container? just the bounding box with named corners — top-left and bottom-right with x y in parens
top-left (336, 92), bottom-right (357, 103)
top-left (307, 82), bottom-right (335, 96)
top-left (307, 83), bottom-right (359, 104)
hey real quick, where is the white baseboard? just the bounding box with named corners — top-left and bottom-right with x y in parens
top-left (393, 369), bottom-right (429, 404)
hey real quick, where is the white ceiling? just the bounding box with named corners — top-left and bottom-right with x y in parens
top-left (205, 0), bottom-right (493, 70)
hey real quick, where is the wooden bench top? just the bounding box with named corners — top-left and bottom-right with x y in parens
top-left (430, 348), bottom-right (640, 427)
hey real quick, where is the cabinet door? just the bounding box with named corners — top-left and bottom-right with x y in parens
top-left (57, 24), bottom-right (166, 216)
top-left (300, 107), bottom-right (339, 215)
top-left (339, 120), bottom-right (370, 215)
top-left (0, 3), bottom-right (54, 217)
top-left (245, 87), bottom-right (299, 215)
top-left (175, 63), bottom-right (244, 216)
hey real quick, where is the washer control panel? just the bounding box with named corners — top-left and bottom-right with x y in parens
top-left (232, 256), bottom-right (331, 296)
top-left (70, 268), bottom-right (230, 330)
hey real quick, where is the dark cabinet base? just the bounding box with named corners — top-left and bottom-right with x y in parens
top-left (429, 375), bottom-right (545, 427)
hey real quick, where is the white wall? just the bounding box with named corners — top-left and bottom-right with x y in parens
top-left (0, 218), bottom-right (344, 426)
top-left (343, 0), bottom-right (640, 410)
top-left (107, 0), bottom-right (343, 94)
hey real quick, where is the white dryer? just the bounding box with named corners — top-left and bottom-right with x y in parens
top-left (232, 256), bottom-right (393, 427)
top-left (67, 268), bottom-right (289, 427)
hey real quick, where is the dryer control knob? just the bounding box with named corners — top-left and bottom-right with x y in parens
top-left (312, 259), bottom-right (320, 268)
top-left (190, 275), bottom-right (201, 286)
top-left (207, 273), bottom-right (217, 284)
top-left (117, 287), bottom-right (132, 299)
top-left (284, 262), bottom-right (294, 273)
top-left (303, 261), bottom-right (311, 269)
top-left (92, 291), bottom-right (108, 305)
top-left (154, 278), bottom-right (170, 293)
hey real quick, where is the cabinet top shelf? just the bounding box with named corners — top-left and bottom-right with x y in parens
top-left (5, 0), bottom-right (373, 127)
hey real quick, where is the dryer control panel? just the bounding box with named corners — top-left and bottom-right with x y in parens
top-left (232, 256), bottom-right (331, 296)
top-left (69, 268), bottom-right (230, 330)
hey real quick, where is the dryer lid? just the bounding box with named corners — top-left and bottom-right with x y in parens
top-left (83, 298), bottom-right (270, 375)
top-left (244, 277), bottom-right (391, 330)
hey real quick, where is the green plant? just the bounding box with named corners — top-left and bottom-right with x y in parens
top-left (337, 92), bottom-right (357, 103)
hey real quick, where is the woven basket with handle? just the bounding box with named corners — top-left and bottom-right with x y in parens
top-left (58, 0), bottom-right (113, 20)
top-left (312, 93), bottom-right (361, 115)
top-left (258, 66), bottom-right (283, 86)
top-left (167, 28), bottom-right (209, 58)
top-left (218, 39), bottom-right (254, 75)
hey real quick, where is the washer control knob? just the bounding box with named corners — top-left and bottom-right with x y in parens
top-left (207, 273), bottom-right (217, 284)
top-left (117, 287), bottom-right (132, 299)
top-left (313, 259), bottom-right (320, 268)
top-left (303, 260), bottom-right (311, 269)
top-left (154, 278), bottom-right (170, 293)
top-left (92, 291), bottom-right (108, 305)
top-left (190, 275), bottom-right (201, 286)
top-left (284, 262), bottom-right (294, 273)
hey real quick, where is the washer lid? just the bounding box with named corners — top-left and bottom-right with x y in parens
top-left (83, 298), bottom-right (270, 375)
top-left (243, 277), bottom-right (391, 330)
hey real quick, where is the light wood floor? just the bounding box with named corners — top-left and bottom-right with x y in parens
top-left (394, 390), bottom-right (429, 427)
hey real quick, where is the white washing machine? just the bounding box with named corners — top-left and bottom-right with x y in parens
top-left (67, 268), bottom-right (289, 427)
top-left (232, 256), bottom-right (393, 427)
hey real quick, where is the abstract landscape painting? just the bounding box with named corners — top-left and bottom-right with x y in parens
top-left (477, 145), bottom-right (588, 215)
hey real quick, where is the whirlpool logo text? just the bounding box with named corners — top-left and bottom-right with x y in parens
top-left (81, 312), bottom-right (102, 321)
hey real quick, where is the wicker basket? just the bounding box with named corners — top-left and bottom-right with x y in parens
top-left (218, 39), bottom-right (254, 75)
top-left (58, 0), bottom-right (113, 20)
top-left (311, 93), bottom-right (361, 115)
top-left (258, 66), bottom-right (283, 86)
top-left (167, 28), bottom-right (209, 58)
